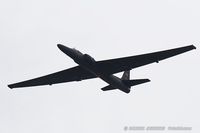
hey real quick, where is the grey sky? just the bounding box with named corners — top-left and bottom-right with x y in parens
top-left (1, 0), bottom-right (200, 132)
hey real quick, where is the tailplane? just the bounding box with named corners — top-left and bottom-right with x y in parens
top-left (121, 70), bottom-right (150, 87)
top-left (122, 79), bottom-right (150, 87)
top-left (101, 70), bottom-right (131, 91)
top-left (101, 70), bottom-right (150, 92)
top-left (101, 85), bottom-right (116, 91)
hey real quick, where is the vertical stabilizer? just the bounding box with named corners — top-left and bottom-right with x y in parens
top-left (121, 70), bottom-right (130, 80)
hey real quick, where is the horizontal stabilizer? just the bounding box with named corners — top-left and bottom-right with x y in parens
top-left (101, 85), bottom-right (116, 91)
top-left (123, 79), bottom-right (150, 87)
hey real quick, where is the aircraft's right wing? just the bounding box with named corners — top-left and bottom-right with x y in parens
top-left (96, 45), bottom-right (196, 75)
top-left (8, 66), bottom-right (96, 89)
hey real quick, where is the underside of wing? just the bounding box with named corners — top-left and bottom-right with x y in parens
top-left (96, 45), bottom-right (196, 75)
top-left (8, 66), bottom-right (96, 89)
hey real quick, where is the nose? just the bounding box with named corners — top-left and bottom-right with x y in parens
top-left (57, 44), bottom-right (70, 51)
top-left (57, 44), bottom-right (63, 49)
top-left (57, 44), bottom-right (71, 52)
top-left (57, 44), bottom-right (74, 57)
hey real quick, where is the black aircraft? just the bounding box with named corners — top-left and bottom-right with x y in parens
top-left (8, 44), bottom-right (196, 93)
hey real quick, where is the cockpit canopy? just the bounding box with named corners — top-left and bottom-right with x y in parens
top-left (72, 48), bottom-right (82, 55)
top-left (83, 54), bottom-right (96, 63)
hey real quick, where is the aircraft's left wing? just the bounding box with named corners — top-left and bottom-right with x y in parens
top-left (8, 66), bottom-right (96, 89)
top-left (96, 45), bottom-right (196, 75)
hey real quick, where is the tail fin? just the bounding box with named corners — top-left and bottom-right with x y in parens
top-left (100, 70), bottom-right (150, 93)
top-left (123, 79), bottom-right (150, 87)
top-left (101, 71), bottom-right (131, 92)
top-left (121, 70), bottom-right (130, 80)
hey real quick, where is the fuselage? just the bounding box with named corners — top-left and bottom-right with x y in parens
top-left (57, 44), bottom-right (130, 93)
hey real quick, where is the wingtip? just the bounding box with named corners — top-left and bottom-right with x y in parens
top-left (192, 45), bottom-right (196, 49)
top-left (8, 84), bottom-right (13, 89)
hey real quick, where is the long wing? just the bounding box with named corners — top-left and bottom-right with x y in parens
top-left (96, 45), bottom-right (196, 75)
top-left (8, 66), bottom-right (96, 89)
top-left (8, 45), bottom-right (195, 89)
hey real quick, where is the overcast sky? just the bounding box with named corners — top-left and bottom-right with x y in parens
top-left (1, 0), bottom-right (200, 133)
